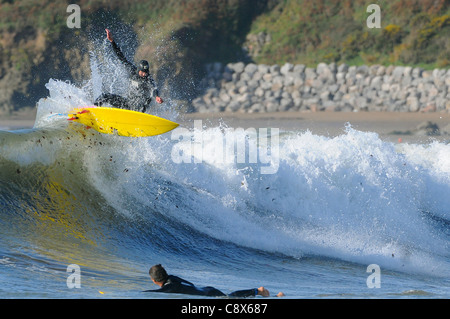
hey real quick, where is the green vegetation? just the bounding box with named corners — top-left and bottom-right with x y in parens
top-left (0, 0), bottom-right (448, 113)
top-left (248, 0), bottom-right (449, 68)
top-left (0, 0), bottom-right (448, 71)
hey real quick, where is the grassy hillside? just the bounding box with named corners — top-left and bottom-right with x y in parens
top-left (247, 0), bottom-right (449, 68)
top-left (1, 0), bottom-right (448, 68)
top-left (130, 0), bottom-right (450, 69)
top-left (0, 0), bottom-right (448, 113)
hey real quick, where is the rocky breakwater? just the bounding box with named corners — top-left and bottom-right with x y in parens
top-left (192, 62), bottom-right (450, 113)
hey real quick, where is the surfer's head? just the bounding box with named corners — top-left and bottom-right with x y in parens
top-left (149, 264), bottom-right (168, 284)
top-left (138, 60), bottom-right (150, 78)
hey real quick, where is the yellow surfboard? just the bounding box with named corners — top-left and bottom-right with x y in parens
top-left (68, 107), bottom-right (179, 137)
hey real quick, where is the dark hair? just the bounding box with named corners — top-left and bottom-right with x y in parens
top-left (149, 264), bottom-right (168, 282)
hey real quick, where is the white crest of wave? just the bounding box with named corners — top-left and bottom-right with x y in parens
top-left (18, 45), bottom-right (450, 276)
top-left (83, 122), bottom-right (450, 275)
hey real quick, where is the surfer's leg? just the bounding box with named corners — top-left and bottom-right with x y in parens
top-left (201, 286), bottom-right (227, 297)
top-left (228, 287), bottom-right (270, 297)
top-left (94, 93), bottom-right (130, 109)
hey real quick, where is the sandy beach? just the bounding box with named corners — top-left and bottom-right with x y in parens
top-left (181, 111), bottom-right (450, 143)
top-left (0, 108), bottom-right (37, 131)
top-left (1, 110), bottom-right (449, 144)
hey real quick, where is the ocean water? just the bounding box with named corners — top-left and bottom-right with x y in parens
top-left (1, 58), bottom-right (449, 300)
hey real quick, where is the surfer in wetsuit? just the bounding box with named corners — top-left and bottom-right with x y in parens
top-left (143, 264), bottom-right (283, 297)
top-left (94, 29), bottom-right (163, 113)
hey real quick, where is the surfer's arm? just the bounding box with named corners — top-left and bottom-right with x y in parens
top-left (105, 29), bottom-right (136, 73)
top-left (142, 288), bottom-right (164, 293)
top-left (148, 76), bottom-right (163, 104)
top-left (142, 284), bottom-right (179, 294)
top-left (111, 41), bottom-right (136, 72)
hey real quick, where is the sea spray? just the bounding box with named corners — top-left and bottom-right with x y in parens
top-left (1, 84), bottom-right (449, 298)
top-left (62, 116), bottom-right (449, 275)
top-left (4, 71), bottom-right (449, 277)
top-left (1, 31), bottom-right (449, 298)
top-left (170, 120), bottom-right (280, 174)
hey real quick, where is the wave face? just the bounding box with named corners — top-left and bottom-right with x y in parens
top-left (1, 55), bottom-right (449, 298)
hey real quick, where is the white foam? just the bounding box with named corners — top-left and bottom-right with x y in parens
top-left (16, 50), bottom-right (450, 276)
top-left (80, 122), bottom-right (450, 275)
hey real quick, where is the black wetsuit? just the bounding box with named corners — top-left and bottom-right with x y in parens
top-left (143, 275), bottom-right (258, 297)
top-left (95, 41), bottom-right (159, 113)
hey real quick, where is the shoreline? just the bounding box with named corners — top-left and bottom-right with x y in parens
top-left (181, 111), bottom-right (450, 143)
top-left (1, 111), bottom-right (449, 143)
top-left (0, 108), bottom-right (37, 130)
